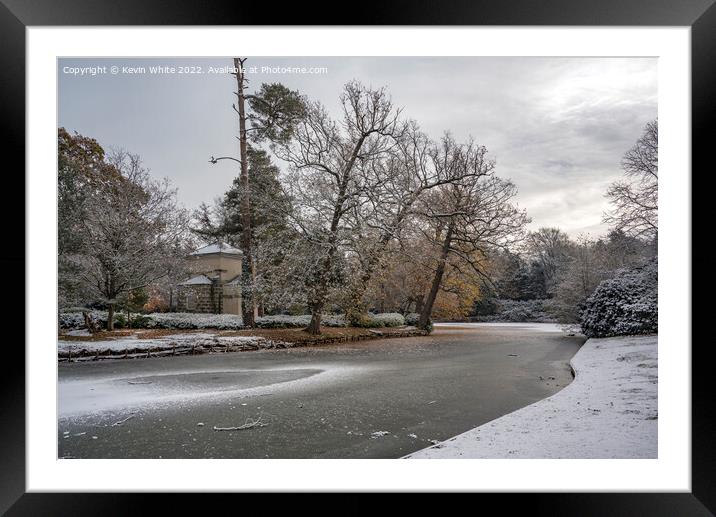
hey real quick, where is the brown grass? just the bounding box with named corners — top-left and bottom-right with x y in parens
top-left (220, 326), bottom-right (377, 343)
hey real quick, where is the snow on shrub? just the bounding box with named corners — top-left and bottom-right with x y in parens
top-left (402, 312), bottom-right (431, 331)
top-left (580, 258), bottom-right (657, 338)
top-left (58, 311), bottom-right (86, 329)
top-left (368, 312), bottom-right (405, 327)
top-left (255, 315), bottom-right (309, 328)
top-left (146, 312), bottom-right (245, 330)
top-left (347, 312), bottom-right (405, 328)
top-left (497, 299), bottom-right (555, 323)
top-left (470, 299), bottom-right (555, 323)
top-left (404, 313), bottom-right (420, 326)
top-left (255, 314), bottom-right (348, 328)
top-left (58, 310), bottom-right (109, 329)
top-left (323, 314), bottom-right (349, 327)
top-left (57, 334), bottom-right (290, 355)
top-left (57, 310), bottom-right (244, 330)
top-left (59, 310), bottom-right (405, 330)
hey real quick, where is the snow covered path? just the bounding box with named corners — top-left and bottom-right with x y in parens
top-left (405, 334), bottom-right (657, 459)
top-left (434, 322), bottom-right (568, 333)
top-left (57, 332), bottom-right (288, 359)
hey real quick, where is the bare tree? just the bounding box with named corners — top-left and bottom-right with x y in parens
top-left (343, 122), bottom-right (492, 324)
top-left (415, 135), bottom-right (529, 329)
top-left (604, 119), bottom-right (658, 240)
top-left (153, 239), bottom-right (196, 311)
top-left (526, 227), bottom-right (573, 294)
top-left (58, 128), bottom-right (119, 306)
top-left (72, 150), bottom-right (189, 330)
top-left (549, 235), bottom-right (601, 323)
top-left (274, 81), bottom-right (403, 334)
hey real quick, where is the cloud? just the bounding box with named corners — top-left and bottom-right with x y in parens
top-left (58, 56), bottom-right (657, 239)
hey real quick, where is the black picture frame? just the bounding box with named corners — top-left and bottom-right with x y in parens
top-left (2, 0), bottom-right (711, 513)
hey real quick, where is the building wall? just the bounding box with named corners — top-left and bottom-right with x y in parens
top-left (222, 283), bottom-right (242, 315)
top-left (187, 253), bottom-right (242, 282)
top-left (177, 252), bottom-right (243, 314)
top-left (176, 284), bottom-right (222, 314)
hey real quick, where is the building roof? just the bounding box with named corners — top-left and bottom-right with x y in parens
top-left (226, 275), bottom-right (242, 286)
top-left (179, 274), bottom-right (214, 286)
top-left (190, 242), bottom-right (243, 256)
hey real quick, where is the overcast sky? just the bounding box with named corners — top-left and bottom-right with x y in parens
top-left (58, 56), bottom-right (657, 237)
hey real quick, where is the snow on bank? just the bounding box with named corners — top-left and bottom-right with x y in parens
top-left (434, 322), bottom-right (570, 334)
top-left (58, 333), bottom-right (284, 355)
top-left (405, 335), bottom-right (657, 459)
top-left (59, 310), bottom-right (407, 330)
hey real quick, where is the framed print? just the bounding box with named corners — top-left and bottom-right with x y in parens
top-left (3, 0), bottom-right (713, 513)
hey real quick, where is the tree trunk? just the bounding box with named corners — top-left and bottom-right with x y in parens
top-left (345, 234), bottom-right (391, 325)
top-left (418, 224), bottom-right (454, 330)
top-left (306, 137), bottom-right (366, 335)
top-left (82, 311), bottom-right (97, 334)
top-left (306, 272), bottom-right (331, 335)
top-left (414, 295), bottom-right (424, 314)
top-left (251, 255), bottom-right (259, 319)
top-left (235, 57), bottom-right (255, 328)
top-left (345, 195), bottom-right (422, 322)
top-left (107, 303), bottom-right (115, 331)
top-left (345, 270), bottom-right (373, 326)
top-left (307, 241), bottom-right (341, 335)
top-left (307, 309), bottom-right (322, 335)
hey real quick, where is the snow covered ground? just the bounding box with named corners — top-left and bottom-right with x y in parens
top-left (434, 322), bottom-right (569, 333)
top-left (405, 334), bottom-right (657, 459)
top-left (58, 333), bottom-right (285, 355)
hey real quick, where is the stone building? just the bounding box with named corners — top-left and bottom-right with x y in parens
top-left (176, 242), bottom-right (243, 314)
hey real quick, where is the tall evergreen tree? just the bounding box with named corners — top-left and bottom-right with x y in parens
top-left (210, 58), bottom-right (305, 326)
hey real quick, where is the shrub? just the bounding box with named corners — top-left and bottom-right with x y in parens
top-left (497, 299), bottom-right (554, 322)
top-left (58, 309), bottom-right (130, 330)
top-left (346, 310), bottom-right (375, 328)
top-left (322, 314), bottom-right (349, 327)
top-left (357, 318), bottom-right (383, 328)
top-left (422, 319), bottom-right (434, 333)
top-left (113, 314), bottom-right (127, 329)
top-left (472, 297), bottom-right (499, 317)
top-left (404, 313), bottom-right (420, 326)
top-left (58, 310), bottom-right (109, 329)
top-left (58, 311), bottom-right (87, 329)
top-left (147, 313), bottom-right (245, 330)
top-left (58, 310), bottom-right (406, 331)
top-left (255, 314), bottom-right (348, 328)
top-left (347, 312), bottom-right (405, 328)
top-left (255, 315), bottom-right (310, 329)
top-left (580, 258), bottom-right (657, 338)
top-left (470, 299), bottom-right (555, 323)
top-left (129, 315), bottom-right (153, 328)
top-left (368, 312), bottom-right (405, 327)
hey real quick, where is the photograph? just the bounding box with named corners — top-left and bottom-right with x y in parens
top-left (55, 55), bottom-right (659, 460)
